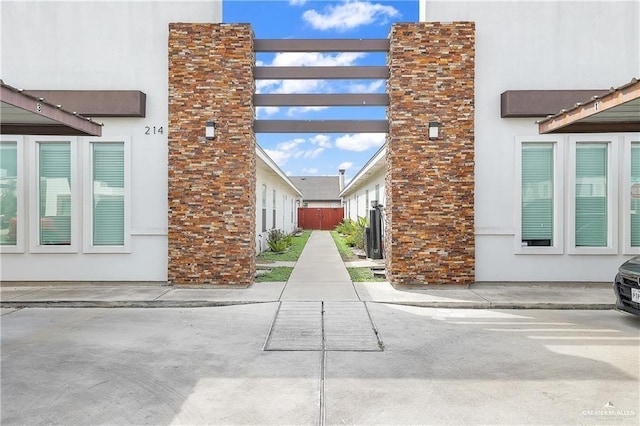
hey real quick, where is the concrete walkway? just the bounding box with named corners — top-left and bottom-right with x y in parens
top-left (1, 231), bottom-right (636, 425)
top-left (0, 230), bottom-right (616, 309)
top-left (280, 231), bottom-right (357, 301)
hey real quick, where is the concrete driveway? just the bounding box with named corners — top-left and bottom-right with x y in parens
top-left (2, 305), bottom-right (638, 425)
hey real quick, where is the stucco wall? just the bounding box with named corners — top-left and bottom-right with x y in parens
top-left (256, 162), bottom-right (302, 254)
top-left (421, 0), bottom-right (640, 282)
top-left (0, 1), bottom-right (221, 281)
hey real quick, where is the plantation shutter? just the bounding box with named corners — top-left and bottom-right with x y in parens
top-left (93, 143), bottom-right (125, 245)
top-left (0, 142), bottom-right (18, 246)
top-left (575, 143), bottom-right (608, 247)
top-left (39, 143), bottom-right (72, 245)
top-left (632, 143), bottom-right (640, 247)
top-left (521, 143), bottom-right (553, 246)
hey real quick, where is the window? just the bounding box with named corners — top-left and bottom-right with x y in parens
top-left (272, 189), bottom-right (276, 229)
top-left (515, 137), bottom-right (563, 254)
top-left (576, 143), bottom-right (608, 246)
top-left (0, 139), bottom-right (23, 252)
top-left (39, 143), bottom-right (72, 245)
top-left (624, 138), bottom-right (640, 254)
top-left (521, 143), bottom-right (554, 247)
top-left (569, 137), bottom-right (617, 254)
top-left (30, 138), bottom-right (78, 252)
top-left (631, 142), bottom-right (639, 247)
top-left (261, 184), bottom-right (267, 232)
top-left (365, 189), bottom-right (370, 211)
top-left (375, 184), bottom-right (380, 205)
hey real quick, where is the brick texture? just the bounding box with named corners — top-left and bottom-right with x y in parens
top-left (168, 24), bottom-right (256, 285)
top-left (386, 22), bottom-right (475, 285)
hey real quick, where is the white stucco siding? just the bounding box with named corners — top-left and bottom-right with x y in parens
top-left (255, 160), bottom-right (302, 254)
top-left (342, 176), bottom-right (385, 223)
top-left (421, 0), bottom-right (640, 282)
top-left (0, 1), bottom-right (222, 281)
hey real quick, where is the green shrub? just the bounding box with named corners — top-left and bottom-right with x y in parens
top-left (335, 218), bottom-right (356, 236)
top-left (352, 216), bottom-right (368, 250)
top-left (268, 238), bottom-right (289, 253)
top-left (267, 228), bottom-right (292, 253)
top-left (335, 217), bottom-right (368, 250)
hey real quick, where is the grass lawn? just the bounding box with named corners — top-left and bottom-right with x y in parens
top-left (257, 230), bottom-right (311, 262)
top-left (330, 231), bottom-right (357, 261)
top-left (255, 267), bottom-right (294, 282)
top-left (347, 267), bottom-right (386, 282)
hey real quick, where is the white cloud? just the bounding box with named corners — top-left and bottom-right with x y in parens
top-left (289, 0), bottom-right (306, 5)
top-left (287, 106), bottom-right (328, 116)
top-left (302, 168), bottom-right (319, 174)
top-left (338, 161), bottom-right (354, 170)
top-left (303, 1), bottom-right (400, 32)
top-left (256, 106), bottom-right (280, 118)
top-left (271, 51), bottom-right (365, 67)
top-left (264, 136), bottom-right (328, 167)
top-left (310, 134), bottom-right (332, 148)
top-left (347, 80), bottom-right (385, 93)
top-left (264, 149), bottom-right (292, 167)
top-left (304, 147), bottom-right (325, 159)
top-left (335, 133), bottom-right (386, 152)
top-left (278, 138), bottom-right (306, 152)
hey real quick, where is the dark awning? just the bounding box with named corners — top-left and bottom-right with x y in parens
top-left (0, 80), bottom-right (102, 136)
top-left (538, 78), bottom-right (640, 134)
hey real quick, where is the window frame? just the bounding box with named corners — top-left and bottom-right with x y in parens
top-left (515, 136), bottom-right (564, 255)
top-left (272, 188), bottom-right (277, 229)
top-left (623, 134), bottom-right (640, 255)
top-left (261, 184), bottom-right (267, 232)
top-left (29, 136), bottom-right (79, 253)
top-left (0, 136), bottom-right (25, 253)
top-left (82, 137), bottom-right (131, 253)
top-left (568, 136), bottom-right (618, 255)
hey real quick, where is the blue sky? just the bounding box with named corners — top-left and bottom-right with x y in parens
top-left (224, 0), bottom-right (418, 179)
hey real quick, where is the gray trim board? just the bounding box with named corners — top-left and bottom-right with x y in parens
top-left (254, 94), bottom-right (389, 107)
top-left (254, 120), bottom-right (388, 133)
top-left (501, 90), bottom-right (607, 118)
top-left (24, 90), bottom-right (146, 117)
top-left (254, 66), bottom-right (389, 80)
top-left (255, 39), bottom-right (389, 52)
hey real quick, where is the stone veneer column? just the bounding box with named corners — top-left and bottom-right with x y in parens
top-left (168, 24), bottom-right (255, 285)
top-left (386, 22), bottom-right (475, 285)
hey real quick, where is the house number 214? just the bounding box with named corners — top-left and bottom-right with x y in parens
top-left (145, 126), bottom-right (164, 135)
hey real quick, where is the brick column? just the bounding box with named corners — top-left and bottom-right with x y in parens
top-left (386, 22), bottom-right (475, 285)
top-left (168, 24), bottom-right (256, 285)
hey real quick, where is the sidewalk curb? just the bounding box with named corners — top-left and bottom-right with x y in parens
top-left (0, 300), bottom-right (616, 310)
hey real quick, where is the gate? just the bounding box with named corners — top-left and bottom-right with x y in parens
top-left (298, 208), bottom-right (344, 231)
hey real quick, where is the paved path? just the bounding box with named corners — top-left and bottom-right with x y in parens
top-left (269, 231), bottom-right (381, 352)
top-left (0, 230), bottom-right (616, 309)
top-left (280, 231), bottom-right (357, 301)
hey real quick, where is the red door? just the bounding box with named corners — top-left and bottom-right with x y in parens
top-left (298, 208), bottom-right (344, 230)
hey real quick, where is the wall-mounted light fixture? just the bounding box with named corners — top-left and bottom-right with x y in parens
top-left (428, 121), bottom-right (439, 140)
top-left (205, 121), bottom-right (215, 140)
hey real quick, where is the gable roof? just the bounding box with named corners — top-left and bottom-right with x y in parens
top-left (289, 176), bottom-right (341, 201)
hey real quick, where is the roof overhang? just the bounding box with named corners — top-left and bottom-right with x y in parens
top-left (1, 81), bottom-right (103, 136)
top-left (339, 144), bottom-right (386, 198)
top-left (256, 145), bottom-right (304, 197)
top-left (538, 78), bottom-right (640, 134)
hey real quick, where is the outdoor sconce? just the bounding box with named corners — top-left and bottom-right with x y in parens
top-left (205, 121), bottom-right (215, 140)
top-left (428, 122), bottom-right (439, 139)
